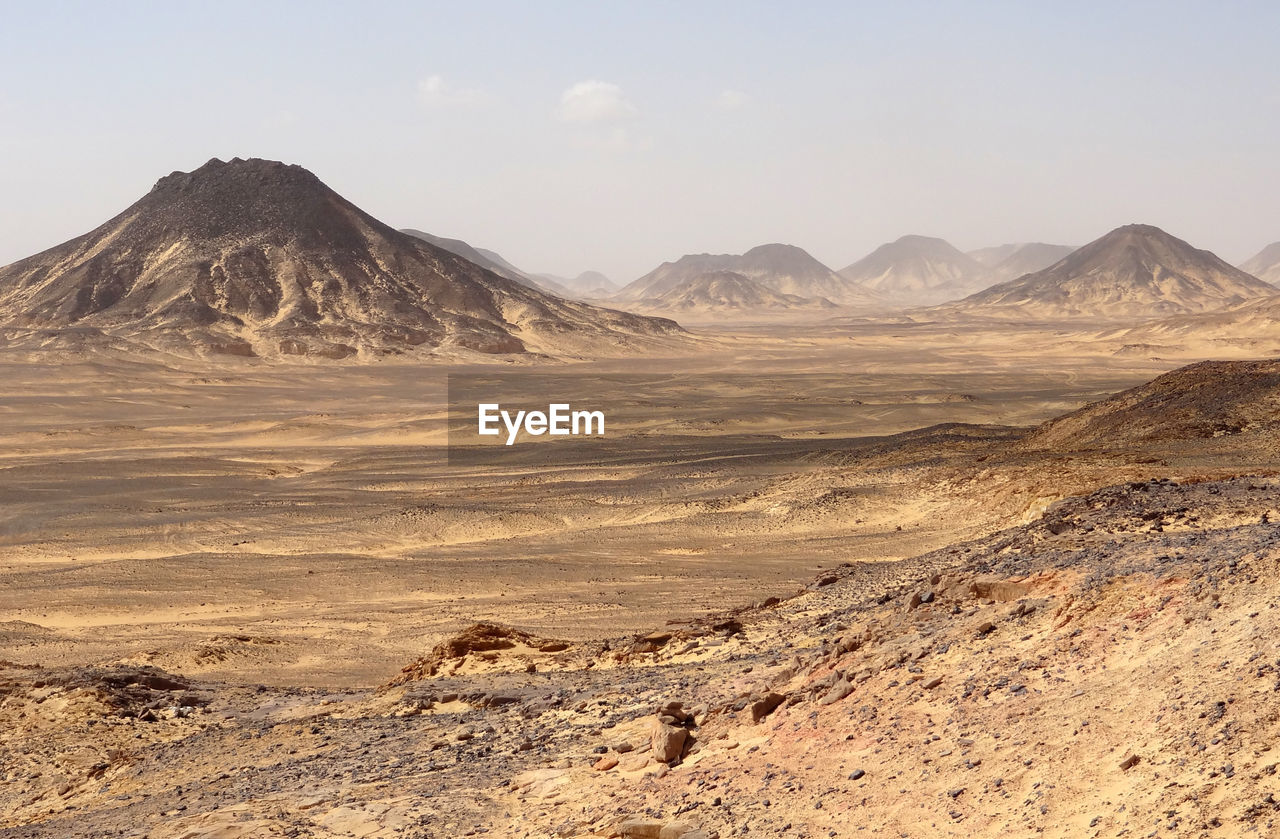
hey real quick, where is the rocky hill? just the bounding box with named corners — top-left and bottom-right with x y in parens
top-left (0, 158), bottom-right (681, 358)
top-left (1023, 358), bottom-right (1280, 449)
top-left (950, 225), bottom-right (1274, 319)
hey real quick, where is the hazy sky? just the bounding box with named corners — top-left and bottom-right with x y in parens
top-left (2, 1), bottom-right (1278, 281)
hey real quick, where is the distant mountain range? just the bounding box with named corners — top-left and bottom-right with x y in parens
top-left (833, 238), bottom-right (1077, 305)
top-left (5, 158), bottom-right (1271, 349)
top-left (0, 158), bottom-right (681, 358)
top-left (629, 270), bottom-right (836, 314)
top-left (948, 224), bottom-right (1275, 319)
top-left (617, 244), bottom-right (882, 306)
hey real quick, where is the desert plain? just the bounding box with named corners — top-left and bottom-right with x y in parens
top-left (4, 311), bottom-right (1280, 838)
top-left (0, 319), bottom-right (1180, 686)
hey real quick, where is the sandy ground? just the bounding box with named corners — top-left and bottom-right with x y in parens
top-left (0, 319), bottom-right (1188, 687)
top-left (2, 314), bottom-right (1278, 836)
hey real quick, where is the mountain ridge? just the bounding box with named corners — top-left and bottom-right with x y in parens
top-left (618, 243), bottom-right (881, 306)
top-left (629, 270), bottom-right (836, 314)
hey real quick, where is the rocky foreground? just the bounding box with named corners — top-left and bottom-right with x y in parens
top-left (3, 473), bottom-right (1279, 838)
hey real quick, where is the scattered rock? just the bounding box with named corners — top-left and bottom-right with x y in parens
top-left (651, 720), bottom-right (689, 763)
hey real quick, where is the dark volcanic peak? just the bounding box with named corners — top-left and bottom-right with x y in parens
top-left (141, 158), bottom-right (395, 253)
top-left (838, 235), bottom-right (990, 304)
top-left (0, 158), bottom-right (681, 358)
top-left (618, 243), bottom-right (881, 306)
top-left (952, 224), bottom-right (1276, 319)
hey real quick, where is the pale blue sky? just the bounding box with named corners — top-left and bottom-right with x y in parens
top-left (1, 1), bottom-right (1277, 280)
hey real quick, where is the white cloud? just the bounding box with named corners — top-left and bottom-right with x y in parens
top-left (716, 89), bottom-right (750, 111)
top-left (557, 80), bottom-right (637, 123)
top-left (417, 75), bottom-right (488, 108)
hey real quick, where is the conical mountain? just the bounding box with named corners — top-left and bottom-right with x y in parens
top-left (0, 158), bottom-right (680, 357)
top-left (1239, 242), bottom-right (1280, 285)
top-left (838, 235), bottom-right (990, 304)
top-left (617, 243), bottom-right (881, 306)
top-left (951, 224), bottom-right (1275, 318)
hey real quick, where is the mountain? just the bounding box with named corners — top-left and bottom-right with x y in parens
top-left (838, 235), bottom-right (990, 304)
top-left (968, 242), bottom-right (1077, 283)
top-left (532, 270), bottom-right (618, 299)
top-left (629, 270), bottom-right (836, 314)
top-left (0, 158), bottom-right (681, 358)
top-left (949, 224), bottom-right (1275, 319)
top-left (1239, 242), bottom-right (1280, 285)
top-left (617, 244), bottom-right (882, 306)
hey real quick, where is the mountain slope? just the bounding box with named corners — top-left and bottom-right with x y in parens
top-left (400, 229), bottom-right (591, 298)
top-left (0, 158), bottom-right (681, 358)
top-left (1239, 242), bottom-right (1280, 285)
top-left (630, 270), bottom-right (836, 314)
top-left (838, 235), bottom-right (990, 304)
top-left (618, 244), bottom-right (882, 306)
top-left (398, 229), bottom-right (540, 289)
top-left (1022, 358), bottom-right (1280, 449)
top-left (950, 224), bottom-right (1275, 319)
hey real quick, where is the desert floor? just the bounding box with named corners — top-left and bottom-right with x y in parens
top-left (0, 318), bottom-right (1183, 686)
top-left (2, 315), bottom-right (1277, 838)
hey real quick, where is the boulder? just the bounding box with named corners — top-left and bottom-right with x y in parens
top-left (971, 578), bottom-right (1030, 602)
top-left (820, 679), bottom-right (854, 705)
top-left (651, 720), bottom-right (689, 763)
top-left (749, 691), bottom-right (786, 723)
